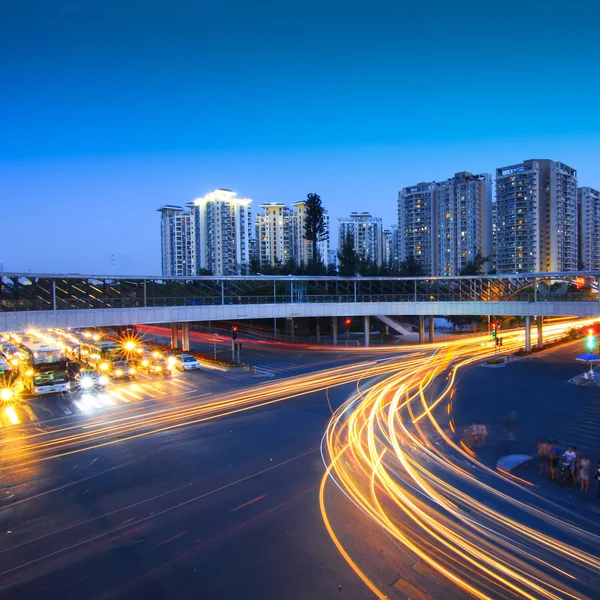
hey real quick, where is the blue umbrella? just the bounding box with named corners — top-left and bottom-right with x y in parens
top-left (576, 353), bottom-right (600, 362)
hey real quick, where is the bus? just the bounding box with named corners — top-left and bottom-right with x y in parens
top-left (79, 339), bottom-right (123, 368)
top-left (0, 354), bottom-right (19, 401)
top-left (19, 340), bottom-right (70, 395)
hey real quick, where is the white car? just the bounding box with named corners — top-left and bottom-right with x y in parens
top-left (175, 354), bottom-right (201, 371)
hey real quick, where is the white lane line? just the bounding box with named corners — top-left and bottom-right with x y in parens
top-left (119, 388), bottom-right (143, 400)
top-left (57, 402), bottom-right (73, 415)
top-left (109, 391), bottom-right (130, 403)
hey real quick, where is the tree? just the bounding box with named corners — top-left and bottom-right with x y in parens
top-left (460, 250), bottom-right (487, 276)
top-left (337, 233), bottom-right (359, 276)
top-left (398, 253), bottom-right (423, 276)
top-left (303, 193), bottom-right (327, 264)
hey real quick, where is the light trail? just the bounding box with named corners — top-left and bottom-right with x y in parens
top-left (320, 321), bottom-right (600, 598)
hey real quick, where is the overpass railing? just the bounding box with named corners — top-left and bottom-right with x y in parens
top-left (1, 272), bottom-right (599, 312)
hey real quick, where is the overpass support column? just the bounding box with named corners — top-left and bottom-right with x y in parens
top-left (525, 316), bottom-right (531, 352)
top-left (418, 315), bottom-right (425, 344)
top-left (332, 318), bottom-right (338, 346)
top-left (537, 316), bottom-right (543, 349)
top-left (428, 316), bottom-right (435, 343)
top-left (170, 323), bottom-right (179, 350)
top-left (181, 322), bottom-right (190, 352)
top-left (364, 316), bottom-right (370, 348)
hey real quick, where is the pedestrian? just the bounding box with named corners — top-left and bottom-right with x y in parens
top-left (550, 440), bottom-right (559, 480)
top-left (538, 439), bottom-right (549, 476)
top-left (595, 461), bottom-right (600, 497)
top-left (562, 446), bottom-right (577, 485)
top-left (472, 421), bottom-right (480, 447)
top-left (479, 421), bottom-right (488, 446)
top-left (579, 455), bottom-right (590, 492)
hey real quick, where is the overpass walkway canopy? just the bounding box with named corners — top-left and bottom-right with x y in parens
top-left (1, 272), bottom-right (599, 312)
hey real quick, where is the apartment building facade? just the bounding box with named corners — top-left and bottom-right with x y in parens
top-left (338, 212), bottom-right (384, 266)
top-left (495, 159), bottom-right (577, 273)
top-left (578, 187), bottom-right (600, 270)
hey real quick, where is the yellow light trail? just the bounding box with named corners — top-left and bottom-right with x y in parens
top-left (320, 320), bottom-right (600, 599)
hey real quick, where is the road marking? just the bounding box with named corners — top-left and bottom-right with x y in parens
top-left (119, 388), bottom-right (143, 400)
top-left (5, 406), bottom-right (21, 425)
top-left (57, 402), bottom-right (73, 415)
top-left (20, 403), bottom-right (40, 422)
top-left (109, 391), bottom-right (130, 403)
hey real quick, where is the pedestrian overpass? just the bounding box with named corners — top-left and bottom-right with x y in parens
top-left (2, 272), bottom-right (600, 349)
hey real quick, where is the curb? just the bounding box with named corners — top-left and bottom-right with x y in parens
top-left (497, 454), bottom-right (534, 473)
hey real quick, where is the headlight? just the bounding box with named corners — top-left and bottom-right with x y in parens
top-left (167, 356), bottom-right (176, 365)
top-left (142, 360), bottom-right (149, 367)
top-left (98, 376), bottom-right (108, 385)
top-left (155, 366), bottom-right (162, 372)
top-left (79, 376), bottom-right (93, 389)
top-left (129, 367), bottom-right (136, 373)
top-left (100, 363), bottom-right (109, 371)
top-left (0, 389), bottom-right (13, 401)
top-left (115, 369), bottom-right (123, 376)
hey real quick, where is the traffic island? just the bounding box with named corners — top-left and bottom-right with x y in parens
top-left (482, 356), bottom-right (508, 368)
top-left (497, 454), bottom-right (534, 473)
top-left (568, 372), bottom-right (600, 387)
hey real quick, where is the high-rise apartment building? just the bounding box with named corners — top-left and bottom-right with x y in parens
top-left (291, 201), bottom-right (330, 266)
top-left (578, 187), bottom-right (600, 270)
top-left (495, 159), bottom-right (577, 273)
top-left (158, 189), bottom-right (252, 276)
top-left (191, 189), bottom-right (252, 276)
top-left (338, 212), bottom-right (384, 266)
top-left (436, 172), bottom-right (493, 276)
top-left (157, 205), bottom-right (194, 276)
top-left (254, 203), bottom-right (293, 267)
top-left (397, 183), bottom-right (437, 276)
top-left (382, 229), bottom-right (393, 267)
top-left (398, 173), bottom-right (492, 276)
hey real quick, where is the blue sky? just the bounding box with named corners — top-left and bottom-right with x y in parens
top-left (1, 0), bottom-right (599, 274)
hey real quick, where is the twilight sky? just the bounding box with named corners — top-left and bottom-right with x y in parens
top-left (1, 0), bottom-right (599, 275)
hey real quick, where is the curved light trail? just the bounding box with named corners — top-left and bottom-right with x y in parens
top-left (320, 325), bottom-right (600, 599)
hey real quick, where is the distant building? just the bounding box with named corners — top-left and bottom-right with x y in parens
top-left (157, 205), bottom-right (194, 276)
top-left (382, 229), bottom-right (393, 268)
top-left (158, 189), bottom-right (252, 276)
top-left (495, 160), bottom-right (577, 273)
top-left (436, 172), bottom-right (493, 276)
top-left (255, 203), bottom-right (294, 268)
top-left (338, 212), bottom-right (384, 266)
top-left (291, 201), bottom-right (330, 266)
top-left (397, 182), bottom-right (438, 276)
top-left (578, 187), bottom-right (600, 270)
top-left (191, 189), bottom-right (252, 275)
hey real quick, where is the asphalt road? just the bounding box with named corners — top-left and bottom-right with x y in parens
top-left (3, 337), bottom-right (599, 599)
top-left (0, 344), bottom-right (413, 600)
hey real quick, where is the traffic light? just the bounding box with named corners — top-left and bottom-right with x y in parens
top-left (491, 322), bottom-right (497, 339)
top-left (345, 318), bottom-right (351, 327)
top-left (231, 326), bottom-right (238, 340)
top-left (585, 328), bottom-right (596, 351)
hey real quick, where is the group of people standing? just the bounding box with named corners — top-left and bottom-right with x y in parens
top-left (537, 439), bottom-right (600, 494)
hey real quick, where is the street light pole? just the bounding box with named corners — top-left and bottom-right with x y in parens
top-left (213, 333), bottom-right (217, 360)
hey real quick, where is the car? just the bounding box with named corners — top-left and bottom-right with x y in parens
top-left (73, 369), bottom-right (108, 390)
top-left (174, 354), bottom-right (200, 371)
top-left (147, 359), bottom-right (172, 376)
top-left (107, 360), bottom-right (136, 380)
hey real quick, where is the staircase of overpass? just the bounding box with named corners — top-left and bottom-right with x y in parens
top-left (1, 272), bottom-right (600, 332)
